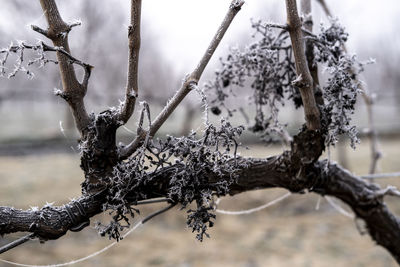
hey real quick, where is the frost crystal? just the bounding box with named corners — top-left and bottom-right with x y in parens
top-left (97, 116), bottom-right (245, 241)
top-left (205, 19), bottom-right (297, 143)
top-left (206, 18), bottom-right (372, 148)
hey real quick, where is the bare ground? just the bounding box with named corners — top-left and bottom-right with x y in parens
top-left (0, 138), bottom-right (399, 267)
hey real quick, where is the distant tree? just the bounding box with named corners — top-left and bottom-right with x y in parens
top-left (1, 0), bottom-right (399, 264)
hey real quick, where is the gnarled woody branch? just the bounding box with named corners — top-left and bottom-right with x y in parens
top-left (117, 0), bottom-right (142, 124)
top-left (285, 0), bottom-right (321, 130)
top-left (1, 156), bottom-right (399, 262)
top-left (33, 0), bottom-right (91, 135)
top-left (120, 0), bottom-right (245, 158)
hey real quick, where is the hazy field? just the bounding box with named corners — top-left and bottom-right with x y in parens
top-left (0, 138), bottom-right (399, 267)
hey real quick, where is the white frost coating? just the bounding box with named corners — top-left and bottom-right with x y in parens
top-left (29, 206), bottom-right (39, 212)
top-left (325, 196), bottom-right (354, 218)
top-left (215, 192), bottom-right (291, 215)
top-left (0, 222), bottom-right (143, 267)
top-left (43, 202), bottom-right (54, 208)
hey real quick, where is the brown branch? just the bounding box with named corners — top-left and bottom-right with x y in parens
top-left (117, 0), bottom-right (142, 124)
top-left (119, 0), bottom-right (245, 159)
top-left (1, 156), bottom-right (399, 262)
top-left (285, 0), bottom-right (321, 130)
top-left (316, 0), bottom-right (381, 174)
top-left (34, 0), bottom-right (91, 136)
top-left (301, 0), bottom-right (324, 106)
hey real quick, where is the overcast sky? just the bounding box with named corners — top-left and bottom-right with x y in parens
top-left (140, 0), bottom-right (400, 73)
top-left (1, 0), bottom-right (399, 77)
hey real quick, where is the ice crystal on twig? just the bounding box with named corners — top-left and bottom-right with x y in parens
top-left (206, 18), bottom-right (372, 148)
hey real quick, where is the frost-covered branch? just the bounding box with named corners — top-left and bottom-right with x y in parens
top-left (117, 0), bottom-right (142, 124)
top-left (120, 0), bottom-right (245, 158)
top-left (285, 0), bottom-right (321, 130)
top-left (1, 153), bottom-right (399, 262)
top-left (301, 0), bottom-right (324, 106)
top-left (34, 0), bottom-right (91, 135)
top-left (1, 0), bottom-right (398, 264)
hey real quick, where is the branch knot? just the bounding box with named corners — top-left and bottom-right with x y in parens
top-left (230, 0), bottom-right (245, 10)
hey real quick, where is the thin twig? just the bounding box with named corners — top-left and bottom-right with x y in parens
top-left (135, 198), bottom-right (171, 205)
top-left (325, 196), bottom-right (355, 218)
top-left (215, 192), bottom-right (291, 215)
top-left (262, 22), bottom-right (288, 30)
top-left (0, 204), bottom-right (175, 266)
top-left (1, 223), bottom-right (142, 267)
top-left (120, 0), bottom-right (245, 159)
top-left (0, 233), bottom-right (35, 255)
top-left (257, 22), bottom-right (317, 38)
top-left (361, 172), bottom-right (400, 179)
top-left (142, 203), bottom-right (176, 223)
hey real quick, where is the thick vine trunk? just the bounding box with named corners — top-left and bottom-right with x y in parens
top-left (1, 139), bottom-right (399, 262)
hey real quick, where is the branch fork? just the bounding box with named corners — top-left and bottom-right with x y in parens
top-left (120, 0), bottom-right (245, 159)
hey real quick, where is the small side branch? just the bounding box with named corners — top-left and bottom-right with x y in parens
top-left (0, 233), bottom-right (35, 254)
top-left (142, 203), bottom-right (176, 224)
top-left (301, 0), bottom-right (324, 106)
top-left (285, 0), bottom-right (321, 130)
top-left (361, 172), bottom-right (400, 180)
top-left (118, 0), bottom-right (142, 124)
top-left (31, 25), bottom-right (50, 38)
top-left (120, 0), bottom-right (245, 159)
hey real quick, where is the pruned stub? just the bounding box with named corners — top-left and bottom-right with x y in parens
top-left (80, 111), bottom-right (120, 194)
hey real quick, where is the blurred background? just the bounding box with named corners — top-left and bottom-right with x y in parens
top-left (0, 0), bottom-right (399, 266)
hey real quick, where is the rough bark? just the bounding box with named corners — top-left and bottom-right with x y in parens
top-left (1, 151), bottom-right (399, 262)
top-left (35, 0), bottom-right (91, 135)
top-left (1, 0), bottom-right (398, 264)
top-left (300, 0), bottom-right (324, 106)
top-left (118, 0), bottom-right (142, 124)
top-left (285, 0), bottom-right (321, 130)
